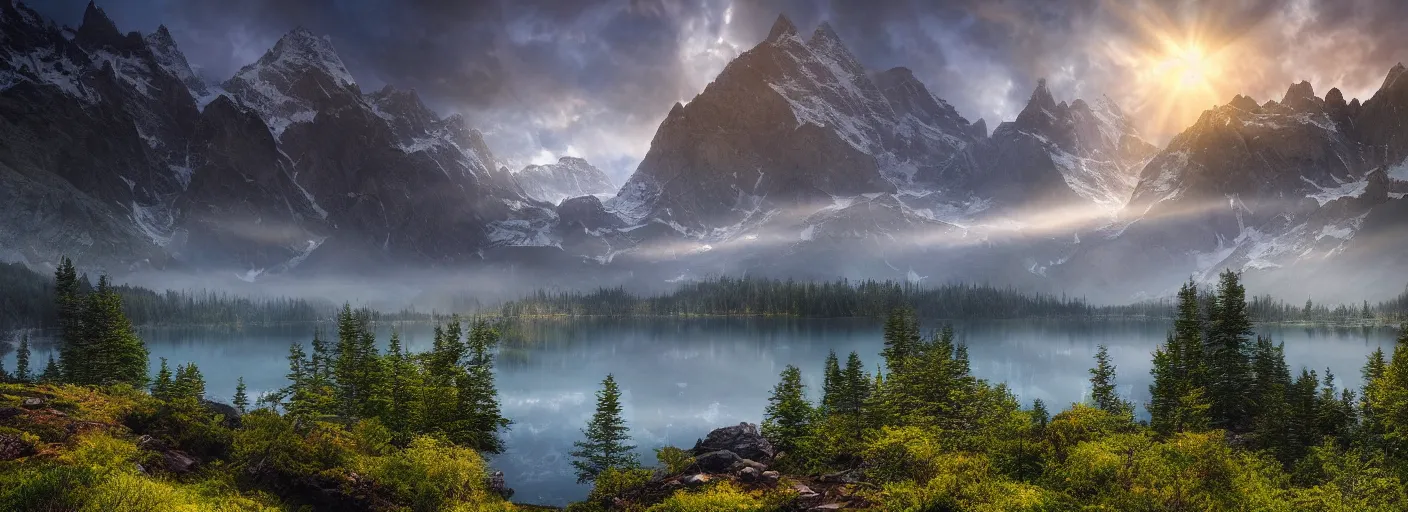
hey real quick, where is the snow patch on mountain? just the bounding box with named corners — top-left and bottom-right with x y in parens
top-left (223, 28), bottom-right (355, 138)
top-left (1, 47), bottom-right (96, 101)
top-left (513, 157), bottom-right (616, 205)
top-left (1388, 157), bottom-right (1408, 182)
top-left (1302, 175), bottom-right (1369, 206)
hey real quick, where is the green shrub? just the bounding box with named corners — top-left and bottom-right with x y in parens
top-left (585, 466), bottom-right (653, 504)
top-left (654, 446), bottom-right (695, 475)
top-left (351, 417), bottom-right (395, 456)
top-left (358, 435), bottom-right (497, 512)
top-left (646, 482), bottom-right (762, 511)
top-left (0, 464), bottom-right (98, 511)
top-left (862, 426), bottom-right (946, 483)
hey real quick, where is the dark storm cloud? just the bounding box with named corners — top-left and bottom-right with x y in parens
top-left (25, 0), bottom-right (1408, 183)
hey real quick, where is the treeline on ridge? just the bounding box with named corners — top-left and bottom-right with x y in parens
top-left (0, 261), bottom-right (332, 331)
top-left (500, 278), bottom-right (1096, 319)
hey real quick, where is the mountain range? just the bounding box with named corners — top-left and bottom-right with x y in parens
top-left (3, 4), bottom-right (1406, 301)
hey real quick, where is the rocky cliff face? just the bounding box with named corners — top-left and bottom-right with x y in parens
top-left (513, 157), bottom-right (615, 205)
top-left (921, 80), bottom-right (1157, 211)
top-left (1056, 71), bottom-right (1408, 299)
top-left (0, 3), bottom-right (549, 274)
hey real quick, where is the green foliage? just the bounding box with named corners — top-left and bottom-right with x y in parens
top-left (232, 377), bottom-right (249, 414)
top-left (584, 467), bottom-right (653, 505)
top-left (654, 446), bottom-right (695, 475)
top-left (1207, 270), bottom-right (1255, 433)
top-left (357, 436), bottom-right (502, 512)
top-left (646, 482), bottom-right (763, 511)
top-left (1088, 344), bottom-right (1132, 417)
top-left (14, 334), bottom-right (31, 383)
top-left (761, 365), bottom-right (812, 455)
top-left (571, 374), bottom-right (638, 483)
top-left (501, 277), bottom-right (1096, 320)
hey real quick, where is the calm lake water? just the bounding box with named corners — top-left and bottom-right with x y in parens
top-left (2, 318), bottom-right (1399, 505)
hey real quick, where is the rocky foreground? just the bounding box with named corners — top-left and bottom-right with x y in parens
top-left (575, 423), bottom-right (866, 511)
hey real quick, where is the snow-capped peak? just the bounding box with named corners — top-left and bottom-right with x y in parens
top-left (221, 27), bottom-right (359, 137)
top-left (144, 25), bottom-right (209, 99)
top-left (765, 14), bottom-right (799, 42)
top-left (256, 27), bottom-right (356, 87)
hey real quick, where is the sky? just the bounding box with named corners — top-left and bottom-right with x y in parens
top-left (31, 0), bottom-right (1408, 185)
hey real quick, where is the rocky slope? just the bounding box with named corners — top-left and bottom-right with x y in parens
top-left (1055, 71), bottom-right (1408, 300)
top-left (0, 2), bottom-right (550, 275)
top-left (513, 157), bottom-right (615, 205)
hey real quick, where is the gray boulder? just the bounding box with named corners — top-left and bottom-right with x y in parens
top-left (693, 450), bottom-right (742, 473)
top-left (691, 422), bottom-right (775, 462)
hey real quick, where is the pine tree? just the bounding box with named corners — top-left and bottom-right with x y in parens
top-left (1089, 345), bottom-right (1130, 416)
top-left (39, 354), bottom-right (61, 383)
top-left (881, 308), bottom-right (920, 373)
top-left (1359, 347), bottom-right (1388, 450)
top-left (1247, 337), bottom-right (1292, 462)
top-left (14, 334), bottom-right (30, 383)
top-left (571, 374), bottom-right (637, 483)
top-left (172, 363), bottom-right (206, 401)
top-left (76, 276), bottom-right (148, 387)
top-left (821, 351), bottom-right (842, 415)
top-left (54, 257), bottom-right (83, 383)
top-left (1315, 369), bottom-right (1353, 447)
top-left (151, 358), bottom-right (174, 400)
top-left (385, 331), bottom-right (411, 432)
top-left (450, 320), bottom-right (511, 453)
top-left (1367, 327), bottom-right (1408, 461)
top-left (762, 365), bottom-right (813, 453)
top-left (840, 351), bottom-right (870, 415)
top-left (309, 329), bottom-right (334, 385)
top-left (1288, 368), bottom-right (1321, 461)
top-left (233, 377), bottom-right (249, 413)
top-left (1206, 270), bottom-right (1254, 433)
top-left (1031, 399), bottom-right (1050, 430)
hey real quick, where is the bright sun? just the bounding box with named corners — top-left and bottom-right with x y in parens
top-left (1155, 43), bottom-right (1220, 92)
top-left (1098, 0), bottom-right (1253, 142)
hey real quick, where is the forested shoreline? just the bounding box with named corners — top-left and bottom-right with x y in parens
top-left (561, 272), bottom-right (1408, 510)
top-left (3, 259), bottom-right (1408, 510)
top-left (0, 262), bottom-right (333, 332)
top-left (499, 276), bottom-right (1408, 325)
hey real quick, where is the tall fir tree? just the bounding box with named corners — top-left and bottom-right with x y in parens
top-left (1031, 399), bottom-right (1050, 430)
top-left (39, 354), bottom-right (60, 383)
top-left (172, 363), bottom-right (206, 401)
top-left (385, 331), bottom-right (412, 432)
top-left (54, 257), bottom-right (83, 383)
top-left (1206, 270), bottom-right (1254, 433)
top-left (1366, 327), bottom-right (1408, 461)
top-left (1287, 368), bottom-right (1322, 461)
top-left (1315, 369), bottom-right (1354, 447)
top-left (1359, 347), bottom-right (1388, 451)
top-left (840, 351), bottom-right (870, 416)
top-left (151, 358), bottom-right (174, 400)
top-left (881, 308), bottom-right (921, 373)
top-left (233, 377), bottom-right (249, 413)
top-left (79, 276), bottom-right (148, 387)
top-left (571, 374), bottom-right (637, 483)
top-left (762, 365), bottom-right (814, 453)
top-left (14, 333), bottom-right (30, 383)
top-left (450, 320), bottom-right (511, 453)
top-left (1089, 345), bottom-right (1131, 416)
top-left (1247, 337), bottom-right (1292, 463)
top-left (821, 351), bottom-right (842, 414)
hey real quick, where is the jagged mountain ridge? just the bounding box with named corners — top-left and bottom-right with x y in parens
top-left (6, 3), bottom-right (1407, 301)
top-left (1054, 71), bottom-right (1408, 300)
top-left (513, 157), bottom-right (615, 205)
top-left (0, 1), bottom-right (550, 274)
